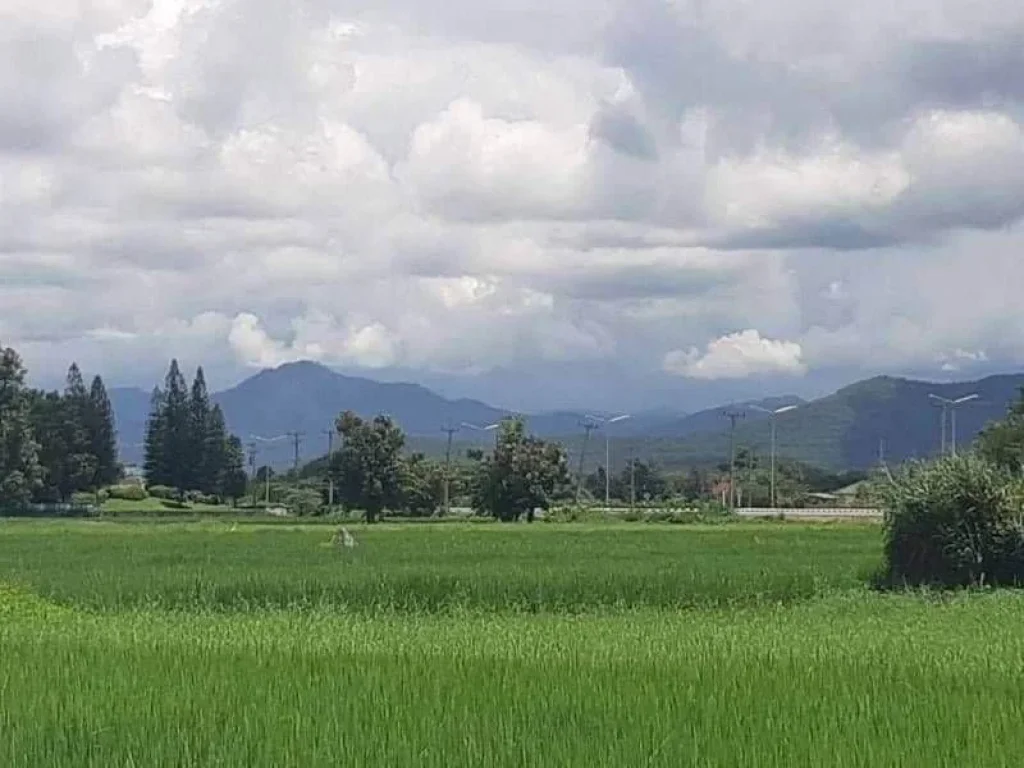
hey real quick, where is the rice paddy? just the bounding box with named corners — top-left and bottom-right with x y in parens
top-left (2, 519), bottom-right (1021, 766)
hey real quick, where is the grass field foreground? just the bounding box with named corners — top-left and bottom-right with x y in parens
top-left (2, 520), bottom-right (1021, 767)
top-left (0, 520), bottom-right (880, 612)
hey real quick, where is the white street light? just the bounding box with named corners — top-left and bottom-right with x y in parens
top-left (928, 394), bottom-right (979, 457)
top-left (748, 404), bottom-right (798, 508)
top-left (576, 413), bottom-right (631, 505)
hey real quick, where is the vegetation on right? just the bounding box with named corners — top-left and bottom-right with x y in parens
top-left (878, 388), bottom-right (1024, 587)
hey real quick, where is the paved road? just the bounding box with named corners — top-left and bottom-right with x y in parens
top-left (735, 507), bottom-right (882, 520)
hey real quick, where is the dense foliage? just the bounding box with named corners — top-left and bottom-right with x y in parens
top-left (143, 360), bottom-right (247, 502)
top-left (470, 418), bottom-right (570, 521)
top-left (880, 455), bottom-right (1024, 587)
top-left (1, 343), bottom-right (119, 506)
top-left (329, 411), bottom-right (406, 522)
top-left (977, 387), bottom-right (1024, 472)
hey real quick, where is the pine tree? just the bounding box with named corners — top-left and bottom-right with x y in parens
top-left (202, 404), bottom-right (228, 495)
top-left (0, 344), bottom-right (42, 507)
top-left (88, 375), bottom-right (119, 488)
top-left (162, 360), bottom-right (191, 495)
top-left (27, 389), bottom-right (69, 502)
top-left (219, 435), bottom-right (248, 504)
top-left (143, 387), bottom-right (168, 486)
top-left (188, 367), bottom-right (211, 492)
top-left (62, 363), bottom-right (96, 496)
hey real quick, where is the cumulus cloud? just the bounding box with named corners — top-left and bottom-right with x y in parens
top-left (664, 330), bottom-right (807, 380)
top-left (3, 0), bottom-right (1024, 407)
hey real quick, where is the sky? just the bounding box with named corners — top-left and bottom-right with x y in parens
top-left (3, 0), bottom-right (1024, 412)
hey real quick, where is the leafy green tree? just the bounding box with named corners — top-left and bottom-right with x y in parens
top-left (471, 418), bottom-right (569, 522)
top-left (583, 466), bottom-right (627, 502)
top-left (401, 452), bottom-right (444, 517)
top-left (977, 388), bottom-right (1024, 473)
top-left (329, 411), bottom-right (405, 522)
top-left (0, 344), bottom-right (42, 507)
top-left (87, 375), bottom-right (119, 488)
top-left (617, 460), bottom-right (668, 503)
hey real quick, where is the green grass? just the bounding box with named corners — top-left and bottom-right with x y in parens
top-left (0, 520), bottom-right (880, 612)
top-left (98, 497), bottom-right (242, 514)
top-left (2, 520), bottom-right (1021, 766)
top-left (3, 588), bottom-right (1024, 766)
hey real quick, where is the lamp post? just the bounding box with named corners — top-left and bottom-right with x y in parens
top-left (748, 404), bottom-right (798, 508)
top-left (602, 414), bottom-right (631, 505)
top-left (928, 394), bottom-right (979, 457)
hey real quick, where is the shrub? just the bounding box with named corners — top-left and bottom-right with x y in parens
top-left (70, 492), bottom-right (100, 507)
top-left (148, 485), bottom-right (176, 500)
top-left (282, 487), bottom-right (325, 517)
top-left (107, 485), bottom-right (147, 502)
top-left (879, 454), bottom-right (1024, 588)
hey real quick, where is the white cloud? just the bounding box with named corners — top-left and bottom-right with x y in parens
top-left (4, 0), bottom-right (1024, 408)
top-left (664, 330), bottom-right (807, 380)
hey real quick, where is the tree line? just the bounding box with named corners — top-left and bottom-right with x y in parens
top-left (279, 411), bottom-right (571, 521)
top-left (1, 343), bottom-right (118, 507)
top-left (143, 360), bottom-right (248, 502)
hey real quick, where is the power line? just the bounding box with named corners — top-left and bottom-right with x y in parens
top-left (722, 409), bottom-right (745, 509)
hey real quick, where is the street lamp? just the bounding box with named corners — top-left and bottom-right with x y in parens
top-left (748, 404), bottom-right (798, 509)
top-left (928, 394), bottom-right (979, 457)
top-left (574, 414), bottom-right (630, 505)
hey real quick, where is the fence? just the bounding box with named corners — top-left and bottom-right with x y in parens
top-left (735, 507), bottom-right (882, 519)
top-left (0, 502), bottom-right (98, 518)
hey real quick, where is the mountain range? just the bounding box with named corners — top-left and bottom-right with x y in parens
top-left (109, 361), bottom-right (1024, 472)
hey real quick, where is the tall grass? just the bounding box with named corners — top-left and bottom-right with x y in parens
top-left (2, 590), bottom-right (1024, 767)
top-left (0, 521), bottom-right (881, 612)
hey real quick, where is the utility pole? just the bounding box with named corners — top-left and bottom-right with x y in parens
top-left (247, 441), bottom-right (258, 506)
top-left (322, 428), bottom-right (335, 507)
top-left (722, 410), bottom-right (745, 509)
top-left (441, 422), bottom-right (460, 517)
top-left (749, 404), bottom-right (798, 508)
top-left (287, 431), bottom-right (304, 474)
top-left (575, 419), bottom-right (599, 504)
top-left (629, 447), bottom-right (636, 514)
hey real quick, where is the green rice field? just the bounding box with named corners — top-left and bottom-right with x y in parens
top-left (2, 520), bottom-right (1023, 766)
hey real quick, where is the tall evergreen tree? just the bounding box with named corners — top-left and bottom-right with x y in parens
top-left (188, 367), bottom-right (211, 491)
top-left (61, 363), bottom-right (96, 495)
top-left (0, 344), bottom-right (42, 506)
top-left (162, 360), bottom-right (191, 494)
top-left (202, 404), bottom-right (228, 494)
top-left (27, 389), bottom-right (70, 501)
top-left (143, 386), bottom-right (168, 486)
top-left (88, 375), bottom-right (119, 487)
top-left (219, 435), bottom-right (248, 503)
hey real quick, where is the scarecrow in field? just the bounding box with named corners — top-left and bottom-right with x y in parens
top-left (333, 526), bottom-right (357, 549)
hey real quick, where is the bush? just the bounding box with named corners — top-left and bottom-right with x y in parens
top-left (879, 454), bottom-right (1024, 588)
top-left (282, 487), bottom-right (325, 517)
top-left (70, 492), bottom-right (100, 507)
top-left (148, 485), bottom-right (176, 500)
top-left (107, 485), bottom-right (147, 501)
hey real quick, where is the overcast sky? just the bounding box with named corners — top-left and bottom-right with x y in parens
top-left (3, 0), bottom-right (1024, 411)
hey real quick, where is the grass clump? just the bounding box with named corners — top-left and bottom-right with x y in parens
top-left (879, 454), bottom-right (1024, 587)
